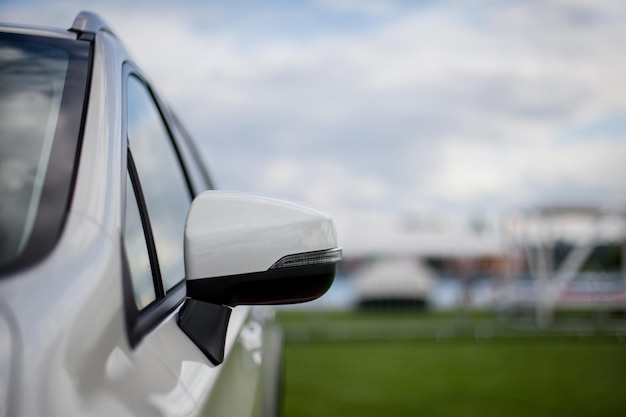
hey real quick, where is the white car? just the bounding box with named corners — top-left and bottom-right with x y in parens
top-left (0, 11), bottom-right (340, 417)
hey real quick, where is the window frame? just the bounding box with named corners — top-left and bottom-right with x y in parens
top-left (125, 150), bottom-right (164, 305)
top-left (121, 63), bottom-right (211, 347)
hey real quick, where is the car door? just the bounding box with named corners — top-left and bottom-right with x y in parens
top-left (121, 68), bottom-right (265, 417)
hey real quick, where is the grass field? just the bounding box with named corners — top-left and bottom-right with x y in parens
top-left (277, 311), bottom-right (626, 417)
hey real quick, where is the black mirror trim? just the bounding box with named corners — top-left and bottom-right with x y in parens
top-left (186, 262), bottom-right (336, 307)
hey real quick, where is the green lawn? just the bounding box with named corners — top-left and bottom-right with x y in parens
top-left (278, 311), bottom-right (626, 417)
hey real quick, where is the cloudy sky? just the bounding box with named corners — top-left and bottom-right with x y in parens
top-left (3, 0), bottom-right (626, 252)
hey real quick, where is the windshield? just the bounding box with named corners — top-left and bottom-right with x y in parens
top-left (0, 32), bottom-right (90, 272)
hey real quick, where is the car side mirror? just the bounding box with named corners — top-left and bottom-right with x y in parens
top-left (177, 191), bottom-right (341, 364)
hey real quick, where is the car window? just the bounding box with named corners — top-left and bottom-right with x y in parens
top-left (0, 34), bottom-right (90, 272)
top-left (126, 75), bottom-right (191, 292)
top-left (0, 41), bottom-right (67, 264)
top-left (124, 171), bottom-right (157, 309)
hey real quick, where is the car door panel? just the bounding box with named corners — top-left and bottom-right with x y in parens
top-left (145, 305), bottom-right (263, 417)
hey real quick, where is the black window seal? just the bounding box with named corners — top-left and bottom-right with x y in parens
top-left (162, 107), bottom-right (215, 193)
top-left (127, 148), bottom-right (165, 299)
top-left (122, 247), bottom-right (185, 348)
top-left (126, 68), bottom-right (196, 199)
top-left (121, 64), bottom-right (195, 347)
top-left (123, 152), bottom-right (186, 347)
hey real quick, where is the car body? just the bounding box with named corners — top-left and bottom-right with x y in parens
top-left (0, 12), bottom-right (340, 417)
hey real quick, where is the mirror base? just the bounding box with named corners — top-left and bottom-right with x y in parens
top-left (177, 299), bottom-right (232, 365)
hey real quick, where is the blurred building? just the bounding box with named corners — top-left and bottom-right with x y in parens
top-left (336, 207), bottom-right (626, 316)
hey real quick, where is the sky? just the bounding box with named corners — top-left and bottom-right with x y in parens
top-left (3, 0), bottom-right (626, 254)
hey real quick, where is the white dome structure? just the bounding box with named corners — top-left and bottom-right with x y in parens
top-left (353, 258), bottom-right (434, 309)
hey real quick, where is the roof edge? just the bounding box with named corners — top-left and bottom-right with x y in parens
top-left (70, 11), bottom-right (116, 37)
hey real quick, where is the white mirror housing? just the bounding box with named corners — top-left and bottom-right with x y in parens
top-left (183, 191), bottom-right (341, 306)
top-left (178, 191), bottom-right (341, 364)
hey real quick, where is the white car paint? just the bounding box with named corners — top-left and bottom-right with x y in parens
top-left (185, 191), bottom-right (337, 278)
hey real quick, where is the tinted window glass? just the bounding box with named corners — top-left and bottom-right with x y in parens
top-left (0, 34), bottom-right (90, 272)
top-left (126, 76), bottom-right (191, 292)
top-left (124, 172), bottom-right (157, 309)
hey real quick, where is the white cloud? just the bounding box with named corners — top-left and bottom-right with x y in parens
top-left (313, 0), bottom-right (398, 16)
top-left (3, 0), bottom-right (626, 248)
top-left (409, 136), bottom-right (626, 211)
